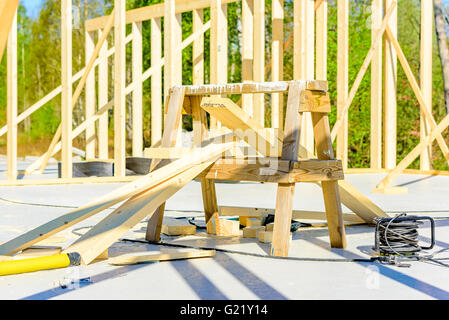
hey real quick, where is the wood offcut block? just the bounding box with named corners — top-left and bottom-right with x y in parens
top-left (265, 222), bottom-right (274, 231)
top-left (206, 213), bottom-right (240, 237)
top-left (242, 226), bottom-right (265, 238)
top-left (239, 216), bottom-right (263, 227)
top-left (161, 217), bottom-right (196, 236)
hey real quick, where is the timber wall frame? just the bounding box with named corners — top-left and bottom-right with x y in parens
top-left (1, 0), bottom-right (447, 193)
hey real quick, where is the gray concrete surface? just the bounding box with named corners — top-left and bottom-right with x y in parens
top-left (0, 163), bottom-right (448, 300)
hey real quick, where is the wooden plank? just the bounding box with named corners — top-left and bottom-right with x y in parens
top-left (191, 95), bottom-right (218, 230)
top-left (210, 0), bottom-right (228, 130)
top-left (108, 249), bottom-right (216, 265)
top-left (260, 231), bottom-right (291, 244)
top-left (201, 159), bottom-right (343, 183)
top-left (7, 11), bottom-right (17, 181)
top-left (271, 81), bottom-right (305, 257)
top-left (85, 0), bottom-right (238, 32)
top-left (98, 29), bottom-right (109, 160)
top-left (151, 18), bottom-right (163, 145)
top-left (61, 0), bottom-right (73, 179)
top-left (336, 0), bottom-right (349, 169)
top-left (183, 81), bottom-right (327, 95)
top-left (114, 0), bottom-right (126, 177)
top-left (420, 0), bottom-right (433, 170)
top-left (336, 180), bottom-right (389, 222)
top-left (253, 0), bottom-right (265, 127)
top-left (164, 0), bottom-right (183, 144)
top-left (0, 0), bottom-right (19, 61)
top-left (242, 0), bottom-right (254, 116)
top-left (271, 0), bottom-right (284, 129)
top-left (0, 139), bottom-right (234, 256)
top-left (16, 246), bottom-right (62, 259)
top-left (132, 22), bottom-right (143, 157)
top-left (219, 206), bottom-right (364, 223)
top-left (192, 9), bottom-right (204, 86)
top-left (200, 96), bottom-right (282, 157)
top-left (64, 161), bottom-right (214, 265)
top-left (85, 31), bottom-right (96, 159)
top-left (311, 112), bottom-right (346, 248)
top-left (371, 0), bottom-right (382, 169)
top-left (383, 0), bottom-right (398, 169)
top-left (315, 0), bottom-right (327, 81)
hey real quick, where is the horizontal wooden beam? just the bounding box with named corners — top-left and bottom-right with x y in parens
top-left (183, 80), bottom-right (328, 96)
top-left (199, 158), bottom-right (344, 183)
top-left (108, 250), bottom-right (216, 265)
top-left (86, 0), bottom-right (238, 32)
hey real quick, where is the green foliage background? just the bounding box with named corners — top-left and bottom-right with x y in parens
top-left (0, 0), bottom-right (448, 170)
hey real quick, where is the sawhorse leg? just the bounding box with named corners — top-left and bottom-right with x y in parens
top-left (146, 86), bottom-right (185, 242)
top-left (192, 95), bottom-right (219, 232)
top-left (311, 112), bottom-right (347, 248)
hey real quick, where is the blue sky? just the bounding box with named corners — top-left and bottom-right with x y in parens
top-left (22, 0), bottom-right (44, 18)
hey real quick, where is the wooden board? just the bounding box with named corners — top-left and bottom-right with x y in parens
top-left (200, 96), bottom-right (281, 157)
top-left (0, 0), bottom-right (19, 61)
top-left (108, 249), bottom-right (216, 266)
top-left (64, 161), bottom-right (214, 265)
top-left (200, 158), bottom-right (343, 183)
top-left (0, 139), bottom-right (233, 257)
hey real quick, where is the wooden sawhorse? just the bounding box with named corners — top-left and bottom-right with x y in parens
top-left (145, 80), bottom-right (348, 257)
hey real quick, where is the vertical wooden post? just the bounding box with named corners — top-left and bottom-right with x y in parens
top-left (85, 31), bottom-right (96, 159)
top-left (337, 0), bottom-right (348, 169)
top-left (242, 0), bottom-right (254, 116)
top-left (193, 9), bottom-right (204, 86)
top-left (271, 0), bottom-right (284, 130)
top-left (114, 0), bottom-right (126, 177)
top-left (98, 29), bottom-right (109, 160)
top-left (253, 0), bottom-right (265, 127)
top-left (210, 0), bottom-right (228, 130)
top-left (132, 21), bottom-right (143, 157)
top-left (315, 0), bottom-right (327, 81)
top-left (420, 0), bottom-right (433, 170)
top-left (7, 11), bottom-right (17, 181)
top-left (371, 0), bottom-right (383, 169)
top-left (294, 0), bottom-right (315, 153)
top-left (61, 0), bottom-right (72, 179)
top-left (271, 81), bottom-right (305, 257)
top-left (383, 0), bottom-right (397, 169)
top-left (164, 0), bottom-right (182, 145)
top-left (151, 18), bottom-right (162, 145)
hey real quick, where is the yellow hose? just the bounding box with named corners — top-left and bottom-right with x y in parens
top-left (0, 252), bottom-right (80, 276)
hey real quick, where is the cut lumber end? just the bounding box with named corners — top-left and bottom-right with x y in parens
top-left (108, 249), bottom-right (216, 266)
top-left (239, 216), bottom-right (263, 227)
top-left (372, 186), bottom-right (409, 195)
top-left (242, 226), bottom-right (266, 238)
top-left (206, 213), bottom-right (240, 237)
top-left (299, 90), bottom-right (331, 113)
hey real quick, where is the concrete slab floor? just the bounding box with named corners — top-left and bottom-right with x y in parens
top-left (0, 168), bottom-right (448, 300)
